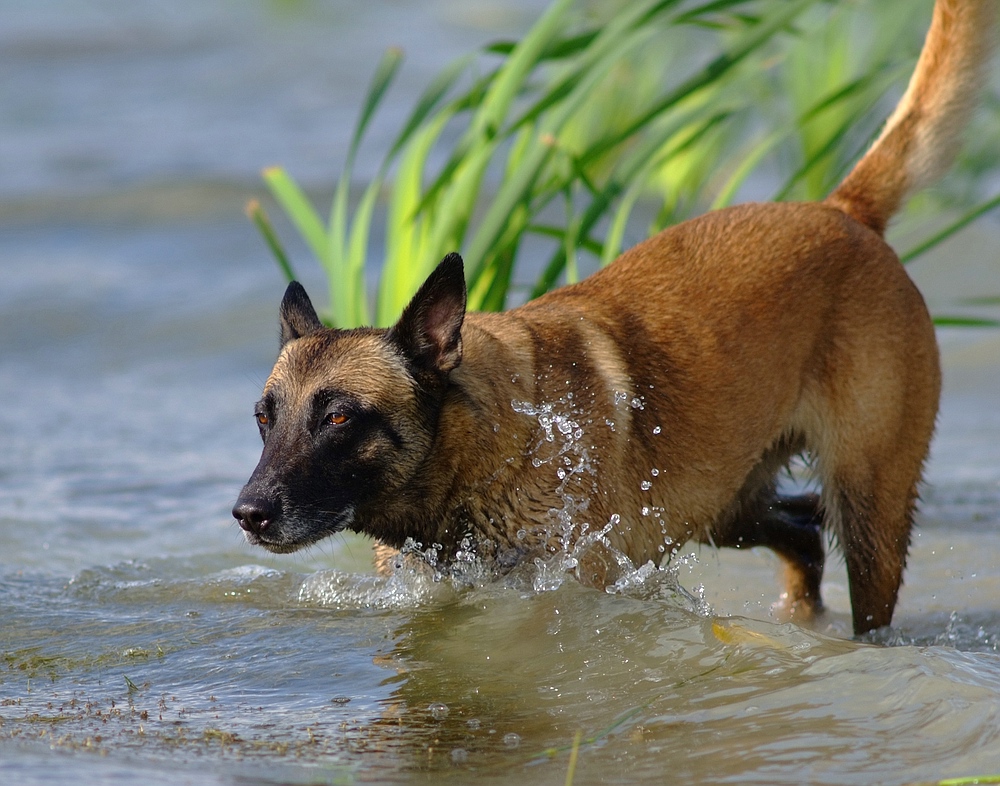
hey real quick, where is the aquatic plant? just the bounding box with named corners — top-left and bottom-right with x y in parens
top-left (250, 0), bottom-right (1000, 328)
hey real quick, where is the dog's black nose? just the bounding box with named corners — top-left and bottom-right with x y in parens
top-left (232, 495), bottom-right (278, 535)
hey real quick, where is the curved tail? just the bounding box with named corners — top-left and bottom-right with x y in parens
top-left (825, 0), bottom-right (995, 235)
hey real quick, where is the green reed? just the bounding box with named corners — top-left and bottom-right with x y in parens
top-left (250, 0), bottom-right (999, 328)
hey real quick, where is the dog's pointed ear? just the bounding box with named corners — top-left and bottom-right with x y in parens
top-left (280, 281), bottom-right (324, 346)
top-left (390, 252), bottom-right (467, 374)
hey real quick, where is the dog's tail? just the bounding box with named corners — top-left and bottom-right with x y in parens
top-left (825, 0), bottom-right (995, 235)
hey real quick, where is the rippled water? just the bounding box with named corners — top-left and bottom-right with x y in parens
top-left (3, 2), bottom-right (1000, 784)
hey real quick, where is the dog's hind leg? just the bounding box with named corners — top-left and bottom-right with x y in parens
top-left (822, 463), bottom-right (924, 635)
top-left (812, 306), bottom-right (940, 635)
top-left (706, 490), bottom-right (826, 621)
top-left (822, 441), bottom-right (931, 635)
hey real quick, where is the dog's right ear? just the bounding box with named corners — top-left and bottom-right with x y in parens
top-left (279, 281), bottom-right (324, 346)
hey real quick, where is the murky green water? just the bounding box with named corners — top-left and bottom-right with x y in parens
top-left (3, 2), bottom-right (1000, 784)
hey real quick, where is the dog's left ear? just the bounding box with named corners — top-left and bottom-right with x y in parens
top-left (389, 252), bottom-right (467, 374)
top-left (280, 281), bottom-right (324, 347)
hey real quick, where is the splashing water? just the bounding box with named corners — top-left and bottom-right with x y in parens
top-left (508, 396), bottom-right (706, 605)
top-left (511, 395), bottom-right (619, 586)
top-left (297, 531), bottom-right (506, 609)
top-left (511, 396), bottom-right (595, 549)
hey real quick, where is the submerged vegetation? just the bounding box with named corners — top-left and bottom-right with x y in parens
top-left (249, 0), bottom-right (1000, 328)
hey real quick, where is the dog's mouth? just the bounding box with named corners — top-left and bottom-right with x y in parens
top-left (235, 501), bottom-right (356, 553)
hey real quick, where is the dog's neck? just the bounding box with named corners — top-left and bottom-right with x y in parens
top-left (353, 315), bottom-right (551, 556)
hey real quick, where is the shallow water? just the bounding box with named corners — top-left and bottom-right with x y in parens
top-left (3, 2), bottom-right (1000, 784)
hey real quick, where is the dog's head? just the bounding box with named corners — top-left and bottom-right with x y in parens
top-left (233, 253), bottom-right (466, 553)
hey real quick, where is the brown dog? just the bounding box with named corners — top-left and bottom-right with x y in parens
top-left (234, 0), bottom-right (994, 635)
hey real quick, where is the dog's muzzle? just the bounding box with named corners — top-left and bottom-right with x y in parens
top-left (232, 492), bottom-right (281, 539)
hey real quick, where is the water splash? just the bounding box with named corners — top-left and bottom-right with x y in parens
top-left (871, 609), bottom-right (1000, 653)
top-left (511, 395), bottom-right (597, 556)
top-left (604, 551), bottom-right (713, 616)
top-left (297, 569), bottom-right (440, 609)
top-left (428, 702), bottom-right (449, 720)
top-left (508, 395), bottom-right (705, 608)
top-left (297, 534), bottom-right (494, 609)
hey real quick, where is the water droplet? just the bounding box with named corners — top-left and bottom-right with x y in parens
top-left (451, 748), bottom-right (468, 763)
top-left (630, 397), bottom-right (644, 409)
top-left (658, 544), bottom-right (665, 553)
top-left (516, 529), bottom-right (527, 541)
top-left (652, 426), bottom-right (661, 435)
top-left (640, 480), bottom-right (652, 490)
top-left (641, 506), bottom-right (650, 516)
top-left (467, 718), bottom-right (481, 730)
top-left (503, 732), bottom-right (521, 748)
top-left (651, 468), bottom-right (659, 477)
top-left (429, 702), bottom-right (449, 720)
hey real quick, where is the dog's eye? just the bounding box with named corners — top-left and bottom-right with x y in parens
top-left (325, 412), bottom-right (348, 426)
top-left (256, 413), bottom-right (269, 427)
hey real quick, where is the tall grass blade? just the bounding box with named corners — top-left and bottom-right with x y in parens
top-left (932, 316), bottom-right (1000, 327)
top-left (345, 178), bottom-right (381, 326)
top-left (245, 199), bottom-right (297, 283)
top-left (564, 729), bottom-right (583, 786)
top-left (383, 54), bottom-right (472, 167)
top-left (900, 192), bottom-right (1000, 264)
top-left (535, 110), bottom-right (729, 296)
top-left (325, 48), bottom-right (404, 325)
top-left (578, 0), bottom-right (815, 169)
top-left (262, 167), bottom-right (327, 263)
top-left (471, 0), bottom-right (575, 140)
top-left (466, 4), bottom-right (666, 295)
top-left (347, 47), bottom-right (404, 172)
top-left (711, 129), bottom-right (783, 209)
top-left (525, 1), bottom-right (817, 294)
top-left (378, 112), bottom-right (454, 325)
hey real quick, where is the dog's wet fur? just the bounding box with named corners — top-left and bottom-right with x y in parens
top-left (235, 0), bottom-right (995, 635)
